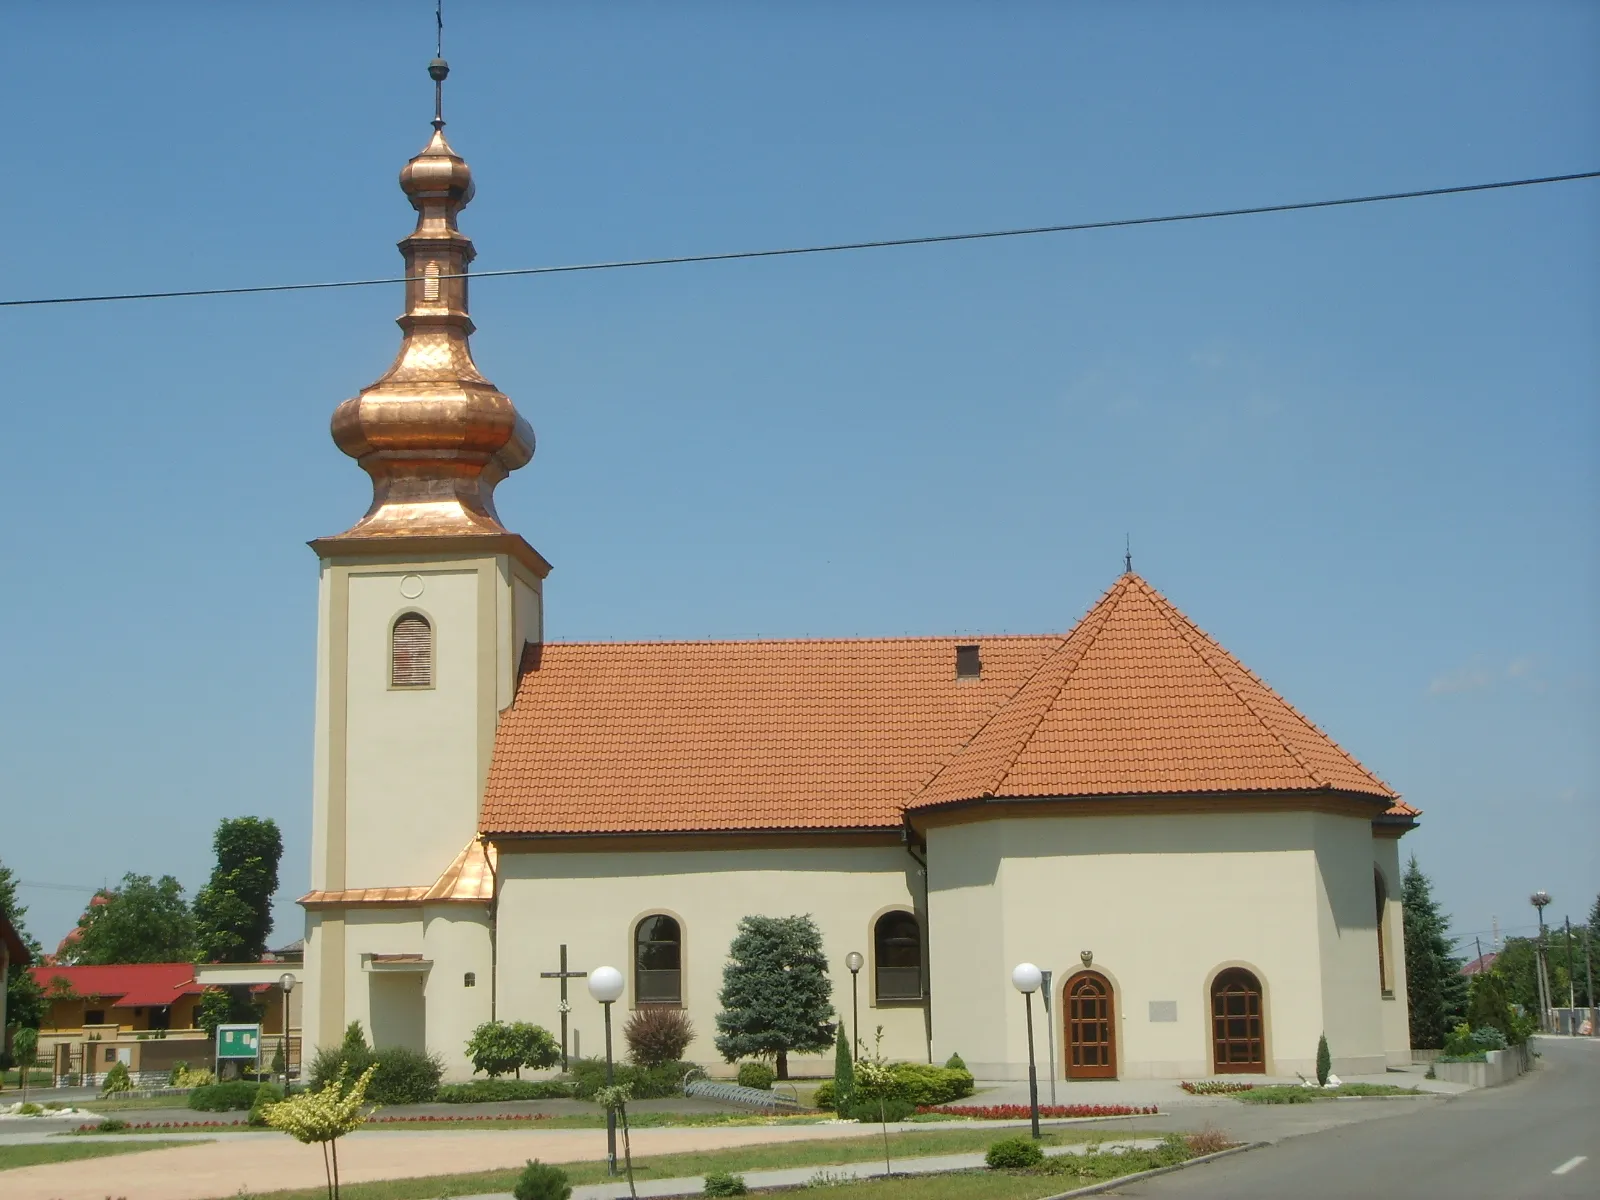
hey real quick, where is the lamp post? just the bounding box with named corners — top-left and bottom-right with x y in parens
top-left (1011, 963), bottom-right (1043, 1140)
top-left (1531, 892), bottom-right (1552, 1031)
top-left (845, 951), bottom-right (865, 1055)
top-left (277, 973), bottom-right (296, 1088)
top-left (587, 965), bottom-right (625, 1177)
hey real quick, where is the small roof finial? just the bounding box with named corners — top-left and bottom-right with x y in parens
top-left (430, 0), bottom-right (448, 131)
top-left (1124, 534), bottom-right (1132, 575)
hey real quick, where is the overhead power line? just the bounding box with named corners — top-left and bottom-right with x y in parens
top-left (2, 169), bottom-right (1595, 311)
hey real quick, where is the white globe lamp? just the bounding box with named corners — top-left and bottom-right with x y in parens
top-left (1012, 962), bottom-right (1043, 994)
top-left (588, 965), bottom-right (625, 1005)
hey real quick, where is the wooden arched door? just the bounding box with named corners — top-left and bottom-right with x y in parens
top-left (1064, 970), bottom-right (1117, 1079)
top-left (1210, 968), bottom-right (1266, 1073)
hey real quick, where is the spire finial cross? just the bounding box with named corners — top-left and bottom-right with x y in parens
top-left (1124, 534), bottom-right (1132, 575)
top-left (429, 1), bottom-right (448, 131)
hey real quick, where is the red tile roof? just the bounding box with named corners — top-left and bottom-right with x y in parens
top-left (481, 573), bottom-right (1402, 837)
top-left (29, 963), bottom-right (204, 1009)
top-left (910, 574), bottom-right (1397, 808)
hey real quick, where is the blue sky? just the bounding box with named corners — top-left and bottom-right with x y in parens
top-left (3, 2), bottom-right (1595, 958)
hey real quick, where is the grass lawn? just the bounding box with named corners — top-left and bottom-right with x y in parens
top-left (89, 1094), bottom-right (198, 1112)
top-left (1236, 1083), bottom-right (1422, 1104)
top-left (0, 1139), bottom-right (204, 1171)
top-left (216, 1125), bottom-right (1170, 1200)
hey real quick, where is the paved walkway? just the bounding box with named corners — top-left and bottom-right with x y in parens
top-left (527, 1137), bottom-right (1169, 1200)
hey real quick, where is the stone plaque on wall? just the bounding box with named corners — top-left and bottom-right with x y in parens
top-left (1148, 1000), bottom-right (1178, 1022)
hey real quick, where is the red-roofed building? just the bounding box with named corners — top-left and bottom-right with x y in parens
top-left (299, 96), bottom-right (1420, 1084)
top-left (1, 906), bottom-right (30, 1040)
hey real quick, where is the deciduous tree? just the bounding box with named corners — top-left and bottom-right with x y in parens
top-left (714, 915), bottom-right (834, 1080)
top-left (0, 859), bottom-right (46, 1041)
top-left (193, 817), bottom-right (283, 963)
top-left (1401, 855), bottom-right (1466, 1049)
top-left (63, 873), bottom-right (194, 965)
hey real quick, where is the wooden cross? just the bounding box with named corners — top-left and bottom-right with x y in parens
top-left (540, 944), bottom-right (588, 1069)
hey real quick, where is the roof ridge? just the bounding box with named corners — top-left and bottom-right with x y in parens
top-left (911, 576), bottom-right (1127, 804)
top-left (1138, 578), bottom-right (1392, 794)
top-left (980, 578), bottom-right (1129, 799)
top-left (538, 633), bottom-right (1059, 648)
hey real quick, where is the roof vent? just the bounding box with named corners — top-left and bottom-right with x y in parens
top-left (955, 644), bottom-right (981, 679)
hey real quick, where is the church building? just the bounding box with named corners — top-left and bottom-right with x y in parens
top-left (300, 62), bottom-right (1419, 1083)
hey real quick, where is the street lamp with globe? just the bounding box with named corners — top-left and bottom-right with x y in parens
top-left (845, 951), bottom-right (865, 1055)
top-left (587, 965), bottom-right (625, 1176)
top-left (1530, 892), bottom-right (1552, 1030)
top-left (1011, 962), bottom-right (1043, 1139)
top-left (277, 973), bottom-right (296, 1087)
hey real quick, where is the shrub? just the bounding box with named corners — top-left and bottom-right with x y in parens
top-left (467, 1021), bottom-right (561, 1079)
top-left (167, 1062), bottom-right (189, 1086)
top-left (890, 1063), bottom-right (973, 1106)
top-left (569, 1057), bottom-right (689, 1101)
top-left (366, 1047), bottom-right (444, 1105)
top-left (1470, 1026), bottom-right (1508, 1051)
top-left (814, 1079), bottom-right (836, 1110)
top-left (18, 1102), bottom-right (42, 1115)
top-left (173, 1066), bottom-right (215, 1088)
top-left (1441, 1023), bottom-right (1477, 1058)
top-left (1186, 1128), bottom-right (1232, 1155)
top-left (736, 1061), bottom-right (776, 1091)
top-left (986, 1136), bottom-right (1045, 1169)
top-left (189, 1081), bottom-right (268, 1111)
top-left (248, 1083), bottom-right (285, 1127)
top-left (512, 1159), bottom-right (571, 1200)
top-left (625, 1007), bottom-right (696, 1067)
top-left (1315, 1034), bottom-right (1331, 1087)
top-left (843, 1095), bottom-right (916, 1122)
top-left (944, 1052), bottom-right (967, 1072)
top-left (101, 1061), bottom-right (133, 1094)
top-left (1179, 1081), bottom-right (1254, 1095)
top-left (703, 1171), bottom-right (749, 1196)
top-left (438, 1079), bottom-right (574, 1103)
top-left (97, 1118), bottom-right (128, 1131)
top-left (832, 1025), bottom-right (854, 1115)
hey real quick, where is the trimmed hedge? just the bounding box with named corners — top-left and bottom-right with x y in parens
top-left (437, 1079), bottom-right (575, 1103)
top-left (814, 1063), bottom-right (972, 1111)
top-left (189, 1081), bottom-right (273, 1112)
top-left (568, 1058), bottom-right (691, 1101)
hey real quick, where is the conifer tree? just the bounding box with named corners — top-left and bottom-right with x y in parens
top-left (714, 915), bottom-right (835, 1079)
top-left (1401, 854), bottom-right (1467, 1048)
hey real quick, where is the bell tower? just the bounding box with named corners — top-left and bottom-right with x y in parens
top-left (302, 55), bottom-right (546, 1061)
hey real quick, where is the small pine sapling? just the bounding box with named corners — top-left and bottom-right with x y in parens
top-left (1315, 1033), bottom-right (1331, 1087)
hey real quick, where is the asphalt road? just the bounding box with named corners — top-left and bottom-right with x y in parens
top-left (1118, 1036), bottom-right (1599, 1199)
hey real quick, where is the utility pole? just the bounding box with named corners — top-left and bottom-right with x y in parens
top-left (1564, 917), bottom-right (1577, 1010)
top-left (1585, 933), bottom-right (1594, 1032)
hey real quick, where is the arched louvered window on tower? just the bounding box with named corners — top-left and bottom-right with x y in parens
top-left (391, 612), bottom-right (433, 688)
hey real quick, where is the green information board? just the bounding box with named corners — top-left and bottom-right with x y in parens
top-left (217, 1024), bottom-right (262, 1061)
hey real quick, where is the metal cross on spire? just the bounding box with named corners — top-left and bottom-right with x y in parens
top-left (430, 0), bottom-right (449, 131)
top-left (1124, 534), bottom-right (1133, 575)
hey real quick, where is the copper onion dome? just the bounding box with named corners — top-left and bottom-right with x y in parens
top-left (327, 57), bottom-right (534, 540)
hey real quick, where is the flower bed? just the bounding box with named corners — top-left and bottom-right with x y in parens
top-left (916, 1103), bottom-right (1157, 1119)
top-left (77, 1119), bottom-right (248, 1131)
top-left (1180, 1081), bottom-right (1256, 1094)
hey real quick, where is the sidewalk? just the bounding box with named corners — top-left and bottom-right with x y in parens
top-left (964, 1060), bottom-right (1470, 1109)
top-left (484, 1137), bottom-right (1170, 1200)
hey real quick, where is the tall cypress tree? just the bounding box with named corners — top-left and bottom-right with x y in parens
top-left (1401, 854), bottom-right (1467, 1048)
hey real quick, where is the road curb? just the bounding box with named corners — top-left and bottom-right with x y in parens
top-left (1037, 1141), bottom-right (1270, 1199)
